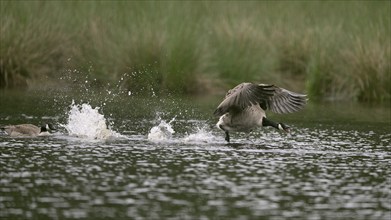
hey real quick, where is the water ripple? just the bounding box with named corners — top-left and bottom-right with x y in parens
top-left (0, 119), bottom-right (390, 220)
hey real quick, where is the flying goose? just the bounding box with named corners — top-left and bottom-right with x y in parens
top-left (214, 83), bottom-right (307, 142)
top-left (1, 124), bottom-right (56, 137)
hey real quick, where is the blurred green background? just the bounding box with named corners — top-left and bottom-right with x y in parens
top-left (1, 1), bottom-right (390, 102)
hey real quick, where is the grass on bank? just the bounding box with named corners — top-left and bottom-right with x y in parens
top-left (0, 1), bottom-right (390, 102)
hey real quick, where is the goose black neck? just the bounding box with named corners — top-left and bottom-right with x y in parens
top-left (40, 126), bottom-right (48, 132)
top-left (262, 117), bottom-right (279, 129)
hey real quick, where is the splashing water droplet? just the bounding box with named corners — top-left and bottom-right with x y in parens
top-left (183, 125), bottom-right (219, 144)
top-left (64, 101), bottom-right (122, 140)
top-left (148, 117), bottom-right (175, 142)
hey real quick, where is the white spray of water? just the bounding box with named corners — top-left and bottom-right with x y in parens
top-left (147, 116), bottom-right (223, 144)
top-left (147, 117), bottom-right (175, 142)
top-left (64, 101), bottom-right (121, 140)
top-left (182, 126), bottom-right (219, 144)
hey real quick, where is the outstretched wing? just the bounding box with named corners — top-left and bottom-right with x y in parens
top-left (259, 85), bottom-right (307, 114)
top-left (213, 83), bottom-right (275, 116)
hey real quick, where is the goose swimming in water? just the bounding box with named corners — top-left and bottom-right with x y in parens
top-left (214, 83), bottom-right (307, 142)
top-left (1, 124), bottom-right (56, 137)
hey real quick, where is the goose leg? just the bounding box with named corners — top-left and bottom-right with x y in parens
top-left (225, 131), bottom-right (230, 142)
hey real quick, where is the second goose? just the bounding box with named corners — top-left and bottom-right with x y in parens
top-left (1, 124), bottom-right (56, 137)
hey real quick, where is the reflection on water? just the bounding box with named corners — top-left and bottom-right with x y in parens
top-left (0, 91), bottom-right (390, 219)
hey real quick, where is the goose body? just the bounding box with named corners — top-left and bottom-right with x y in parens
top-left (214, 83), bottom-right (307, 142)
top-left (217, 104), bottom-right (265, 132)
top-left (1, 124), bottom-right (54, 137)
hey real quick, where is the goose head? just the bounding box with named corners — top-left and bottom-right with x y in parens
top-left (40, 124), bottom-right (57, 133)
top-left (278, 123), bottom-right (290, 132)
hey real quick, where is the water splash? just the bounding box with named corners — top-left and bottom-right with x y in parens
top-left (183, 125), bottom-right (220, 144)
top-left (147, 118), bottom-right (223, 144)
top-left (64, 101), bottom-right (121, 140)
top-left (147, 117), bottom-right (175, 142)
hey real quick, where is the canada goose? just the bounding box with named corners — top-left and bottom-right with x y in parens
top-left (1, 124), bottom-right (56, 137)
top-left (214, 83), bottom-right (307, 142)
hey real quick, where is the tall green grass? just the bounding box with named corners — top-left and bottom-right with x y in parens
top-left (0, 1), bottom-right (390, 102)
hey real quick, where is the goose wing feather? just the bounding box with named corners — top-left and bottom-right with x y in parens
top-left (214, 83), bottom-right (275, 116)
top-left (260, 85), bottom-right (307, 114)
